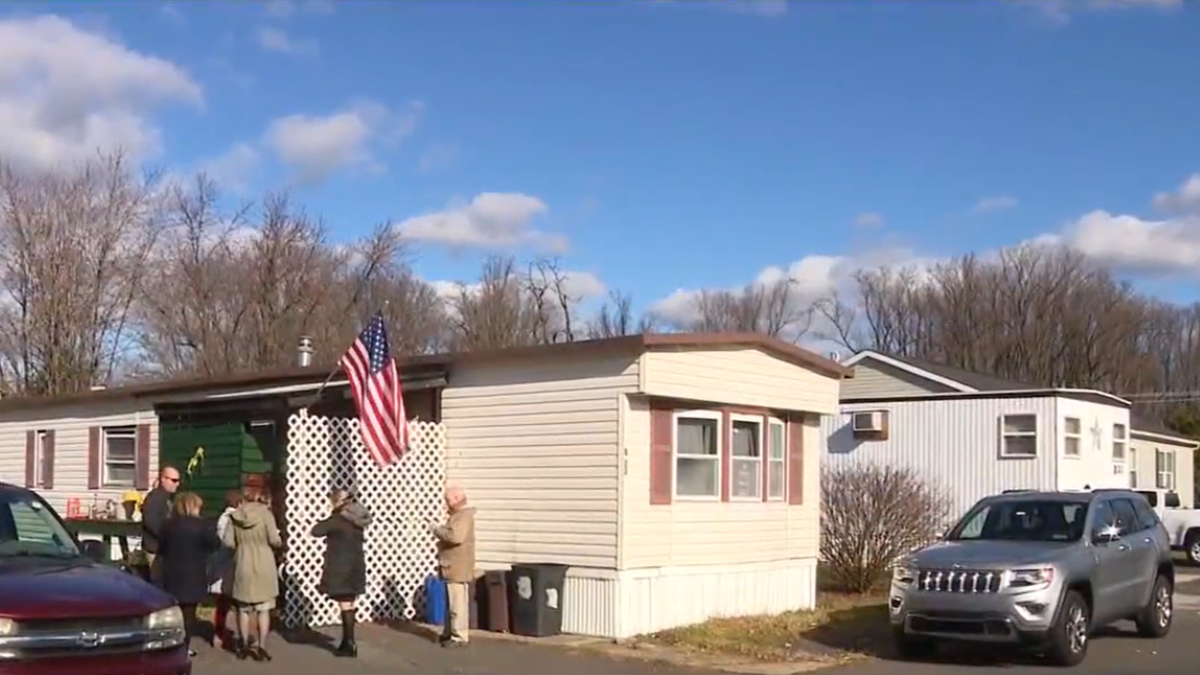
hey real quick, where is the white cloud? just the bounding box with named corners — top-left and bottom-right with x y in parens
top-left (0, 14), bottom-right (203, 172)
top-left (160, 3), bottom-right (185, 25)
top-left (971, 195), bottom-right (1019, 215)
top-left (418, 142), bottom-right (461, 173)
top-left (650, 245), bottom-right (937, 328)
top-left (1152, 173), bottom-right (1200, 214)
top-left (654, 0), bottom-right (789, 17)
top-left (256, 27), bottom-right (318, 57)
top-left (1017, 0), bottom-right (1181, 23)
top-left (855, 212), bottom-right (884, 228)
top-left (199, 142), bottom-right (260, 194)
top-left (1033, 210), bottom-right (1200, 277)
top-left (397, 193), bottom-right (567, 254)
top-left (262, 0), bottom-right (336, 20)
top-left (263, 99), bottom-right (423, 184)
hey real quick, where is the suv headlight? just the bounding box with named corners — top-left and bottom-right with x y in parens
top-left (1008, 567), bottom-right (1054, 589)
top-left (892, 565), bottom-right (917, 586)
top-left (145, 606), bottom-right (184, 630)
top-left (0, 618), bottom-right (15, 637)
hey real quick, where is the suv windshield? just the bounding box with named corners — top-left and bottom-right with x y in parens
top-left (0, 492), bottom-right (80, 559)
top-left (948, 499), bottom-right (1088, 542)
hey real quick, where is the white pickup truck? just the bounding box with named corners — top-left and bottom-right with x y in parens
top-left (1136, 489), bottom-right (1200, 565)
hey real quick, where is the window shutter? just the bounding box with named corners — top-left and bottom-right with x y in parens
top-left (23, 431), bottom-right (35, 488)
top-left (87, 427), bottom-right (102, 490)
top-left (42, 431), bottom-right (55, 490)
top-left (761, 414), bottom-right (771, 502)
top-left (649, 404), bottom-right (674, 505)
top-left (135, 424), bottom-right (152, 490)
top-left (787, 415), bottom-right (804, 505)
top-left (720, 410), bottom-right (732, 502)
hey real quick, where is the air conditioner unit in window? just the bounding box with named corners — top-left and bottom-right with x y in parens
top-left (852, 411), bottom-right (885, 432)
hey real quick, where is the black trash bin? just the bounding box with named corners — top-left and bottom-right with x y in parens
top-left (508, 563), bottom-right (569, 637)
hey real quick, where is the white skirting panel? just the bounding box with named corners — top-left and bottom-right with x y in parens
top-left (557, 557), bottom-right (818, 639)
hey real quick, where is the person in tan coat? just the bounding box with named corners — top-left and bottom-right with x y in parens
top-left (221, 487), bottom-right (283, 662)
top-left (430, 486), bottom-right (475, 648)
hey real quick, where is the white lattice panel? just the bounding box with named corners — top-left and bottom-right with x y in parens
top-left (283, 412), bottom-right (446, 628)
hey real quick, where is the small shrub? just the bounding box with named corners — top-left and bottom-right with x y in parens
top-left (820, 464), bottom-right (950, 593)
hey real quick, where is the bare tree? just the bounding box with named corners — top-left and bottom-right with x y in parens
top-left (0, 151), bottom-right (165, 394)
top-left (448, 256), bottom-right (540, 351)
top-left (821, 464), bottom-right (951, 593)
top-left (136, 181), bottom-right (444, 376)
top-left (587, 290), bottom-right (657, 339)
top-left (677, 278), bottom-right (813, 340)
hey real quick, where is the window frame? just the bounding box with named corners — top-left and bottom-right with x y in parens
top-left (1000, 414), bottom-right (1038, 458)
top-left (102, 425), bottom-right (138, 489)
top-left (1063, 417), bottom-right (1082, 458)
top-left (728, 413), bottom-right (764, 501)
top-left (672, 410), bottom-right (723, 501)
top-left (1128, 446), bottom-right (1138, 488)
top-left (1156, 448), bottom-right (1176, 491)
top-left (766, 418), bottom-right (787, 502)
top-left (1112, 423), bottom-right (1128, 466)
top-left (33, 430), bottom-right (49, 488)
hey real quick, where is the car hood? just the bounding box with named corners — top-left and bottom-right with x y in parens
top-left (0, 559), bottom-right (172, 620)
top-left (910, 540), bottom-right (1074, 569)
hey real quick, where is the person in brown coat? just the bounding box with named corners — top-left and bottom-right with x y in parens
top-left (429, 486), bottom-right (475, 648)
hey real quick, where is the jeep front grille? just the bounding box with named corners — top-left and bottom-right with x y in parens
top-left (917, 569), bottom-right (1003, 593)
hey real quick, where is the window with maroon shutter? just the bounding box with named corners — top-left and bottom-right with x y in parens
top-left (766, 418), bottom-right (787, 501)
top-left (787, 416), bottom-right (804, 505)
top-left (729, 414), bottom-right (764, 500)
top-left (24, 430), bottom-right (36, 488)
top-left (87, 427), bottom-right (102, 490)
top-left (676, 410), bottom-right (722, 499)
top-left (134, 424), bottom-right (152, 490)
top-left (649, 405), bottom-right (674, 505)
top-left (41, 430), bottom-right (55, 490)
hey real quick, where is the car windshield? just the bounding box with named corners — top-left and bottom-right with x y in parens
top-left (0, 493), bottom-right (80, 559)
top-left (947, 499), bottom-right (1088, 542)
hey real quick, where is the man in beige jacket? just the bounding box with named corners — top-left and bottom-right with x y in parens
top-left (430, 486), bottom-right (475, 648)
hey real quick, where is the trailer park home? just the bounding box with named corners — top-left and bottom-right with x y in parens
top-left (823, 350), bottom-right (1198, 517)
top-left (0, 333), bottom-right (848, 639)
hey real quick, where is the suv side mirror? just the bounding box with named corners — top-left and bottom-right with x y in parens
top-left (79, 540), bottom-right (106, 563)
top-left (1091, 528), bottom-right (1120, 545)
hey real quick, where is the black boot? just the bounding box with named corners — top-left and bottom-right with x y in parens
top-left (335, 610), bottom-right (357, 657)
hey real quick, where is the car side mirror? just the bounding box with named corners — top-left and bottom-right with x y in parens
top-left (1091, 530), bottom-right (1118, 546)
top-left (79, 540), bottom-right (106, 563)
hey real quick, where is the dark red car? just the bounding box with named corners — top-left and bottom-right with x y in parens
top-left (0, 483), bottom-right (191, 675)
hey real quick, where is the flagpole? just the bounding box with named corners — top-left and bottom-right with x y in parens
top-left (307, 302), bottom-right (391, 405)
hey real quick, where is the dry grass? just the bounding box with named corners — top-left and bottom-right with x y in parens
top-left (647, 592), bottom-right (889, 662)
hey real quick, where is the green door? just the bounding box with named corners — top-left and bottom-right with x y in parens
top-left (159, 422), bottom-right (246, 517)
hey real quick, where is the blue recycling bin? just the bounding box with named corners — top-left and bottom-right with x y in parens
top-left (424, 575), bottom-right (447, 626)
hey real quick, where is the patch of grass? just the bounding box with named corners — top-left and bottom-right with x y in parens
top-left (646, 592), bottom-right (889, 662)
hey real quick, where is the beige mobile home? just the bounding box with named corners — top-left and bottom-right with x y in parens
top-left (0, 333), bottom-right (848, 639)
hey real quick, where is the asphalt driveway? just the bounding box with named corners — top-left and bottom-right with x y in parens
top-left (195, 567), bottom-right (1200, 675)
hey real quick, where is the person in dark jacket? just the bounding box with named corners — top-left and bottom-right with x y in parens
top-left (311, 489), bottom-right (372, 658)
top-left (141, 465), bottom-right (181, 585)
top-left (158, 491), bottom-right (220, 657)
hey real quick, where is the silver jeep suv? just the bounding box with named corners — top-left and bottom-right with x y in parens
top-left (889, 489), bottom-right (1174, 666)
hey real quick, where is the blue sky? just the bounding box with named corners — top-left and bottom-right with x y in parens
top-left (3, 0), bottom-right (1199, 323)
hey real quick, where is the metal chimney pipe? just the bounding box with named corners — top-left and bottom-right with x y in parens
top-left (298, 336), bottom-right (314, 367)
top-left (828, 351), bottom-right (841, 363)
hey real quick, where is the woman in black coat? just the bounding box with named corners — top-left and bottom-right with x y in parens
top-left (158, 492), bottom-right (221, 656)
top-left (311, 489), bottom-right (372, 658)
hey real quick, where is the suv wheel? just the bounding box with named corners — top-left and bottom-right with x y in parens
top-left (890, 628), bottom-right (937, 661)
top-left (1046, 590), bottom-right (1089, 667)
top-left (1186, 531), bottom-right (1200, 566)
top-left (1135, 575), bottom-right (1173, 638)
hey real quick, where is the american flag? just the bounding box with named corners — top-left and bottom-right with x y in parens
top-left (340, 312), bottom-right (408, 466)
